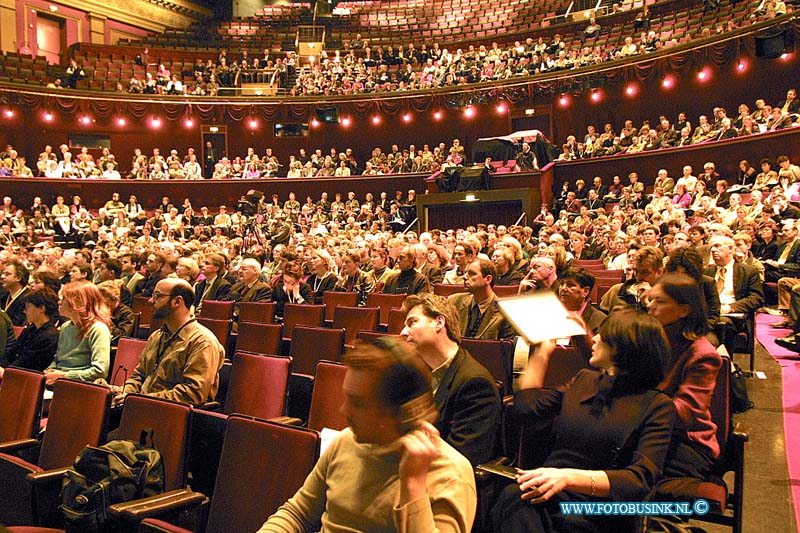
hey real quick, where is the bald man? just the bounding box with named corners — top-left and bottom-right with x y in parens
top-left (113, 278), bottom-right (224, 407)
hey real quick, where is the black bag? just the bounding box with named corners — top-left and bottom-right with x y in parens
top-left (61, 429), bottom-right (164, 533)
top-left (730, 362), bottom-right (754, 413)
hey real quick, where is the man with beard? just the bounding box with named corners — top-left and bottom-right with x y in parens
top-left (112, 278), bottom-right (224, 407)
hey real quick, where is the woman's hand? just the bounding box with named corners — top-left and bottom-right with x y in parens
top-left (44, 369), bottom-right (67, 385)
top-left (517, 467), bottom-right (573, 503)
top-left (398, 421), bottom-right (441, 504)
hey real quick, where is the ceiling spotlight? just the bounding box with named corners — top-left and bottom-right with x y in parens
top-left (402, 113), bottom-right (412, 123)
top-left (371, 115), bottom-right (381, 125)
top-left (496, 103), bottom-right (508, 114)
top-left (3, 110), bottom-right (13, 118)
top-left (341, 116), bottom-right (352, 127)
top-left (433, 111), bottom-right (443, 120)
top-left (117, 117), bottom-right (127, 126)
top-left (184, 119), bottom-right (194, 128)
top-left (248, 119), bottom-right (258, 129)
top-left (310, 118), bottom-right (320, 128)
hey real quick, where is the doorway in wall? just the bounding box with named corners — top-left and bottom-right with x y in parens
top-left (36, 13), bottom-right (65, 64)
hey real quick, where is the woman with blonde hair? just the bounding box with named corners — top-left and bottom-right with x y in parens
top-left (306, 248), bottom-right (338, 304)
top-left (44, 281), bottom-right (112, 385)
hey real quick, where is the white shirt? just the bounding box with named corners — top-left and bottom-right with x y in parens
top-left (716, 259), bottom-right (736, 306)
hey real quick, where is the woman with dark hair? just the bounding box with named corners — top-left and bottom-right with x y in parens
top-left (753, 222), bottom-right (779, 261)
top-left (665, 247), bottom-right (721, 330)
top-left (492, 309), bottom-right (676, 532)
top-left (646, 273), bottom-right (721, 491)
top-left (1, 288), bottom-right (60, 377)
top-left (271, 262), bottom-right (313, 318)
top-left (44, 281), bottom-right (112, 385)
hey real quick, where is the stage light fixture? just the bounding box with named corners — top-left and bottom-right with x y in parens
top-left (433, 111), bottom-right (443, 120)
top-left (371, 115), bottom-right (381, 125)
top-left (184, 119), bottom-right (194, 128)
top-left (117, 117), bottom-right (127, 126)
top-left (341, 116), bottom-right (352, 127)
top-left (150, 117), bottom-right (161, 128)
top-left (248, 118), bottom-right (258, 129)
top-left (43, 112), bottom-right (53, 122)
top-left (402, 113), bottom-right (412, 123)
top-left (496, 103), bottom-right (508, 114)
top-left (463, 106), bottom-right (475, 118)
top-left (310, 118), bottom-right (320, 128)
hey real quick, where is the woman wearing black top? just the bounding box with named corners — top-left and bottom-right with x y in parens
top-left (754, 222), bottom-right (780, 261)
top-left (0, 288), bottom-right (59, 377)
top-left (492, 309), bottom-right (676, 533)
top-left (272, 263), bottom-right (313, 319)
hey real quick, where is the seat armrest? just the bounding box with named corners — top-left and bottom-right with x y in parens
top-left (27, 466), bottom-right (70, 486)
top-left (269, 416), bottom-right (303, 426)
top-left (0, 438), bottom-right (40, 454)
top-left (108, 488), bottom-right (208, 522)
top-left (731, 422), bottom-right (749, 443)
top-left (197, 401), bottom-right (223, 412)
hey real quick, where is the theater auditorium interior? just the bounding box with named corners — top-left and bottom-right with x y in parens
top-left (0, 0), bottom-right (798, 531)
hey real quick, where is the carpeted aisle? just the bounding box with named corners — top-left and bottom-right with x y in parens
top-left (755, 312), bottom-right (800, 529)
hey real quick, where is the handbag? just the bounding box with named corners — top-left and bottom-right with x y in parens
top-left (729, 362), bottom-right (753, 413)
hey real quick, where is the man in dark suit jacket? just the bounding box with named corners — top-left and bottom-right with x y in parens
top-left (401, 293), bottom-right (501, 465)
top-left (705, 235), bottom-right (763, 350)
top-left (448, 259), bottom-right (515, 340)
top-left (763, 221), bottom-right (800, 282)
top-left (558, 267), bottom-right (607, 335)
top-left (228, 258), bottom-right (272, 318)
top-left (413, 243), bottom-right (443, 285)
top-left (194, 253), bottom-right (232, 313)
top-left (1, 259), bottom-right (30, 326)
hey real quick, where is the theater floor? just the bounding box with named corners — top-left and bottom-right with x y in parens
top-left (699, 343), bottom-right (797, 533)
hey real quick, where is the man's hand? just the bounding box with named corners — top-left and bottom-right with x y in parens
top-left (44, 369), bottom-right (67, 386)
top-left (111, 392), bottom-right (127, 408)
top-left (398, 421), bottom-right (441, 505)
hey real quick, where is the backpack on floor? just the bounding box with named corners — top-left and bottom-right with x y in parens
top-left (61, 429), bottom-right (164, 533)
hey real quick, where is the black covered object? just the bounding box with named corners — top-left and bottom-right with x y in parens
top-left (435, 166), bottom-right (491, 192)
top-left (473, 138), bottom-right (517, 165)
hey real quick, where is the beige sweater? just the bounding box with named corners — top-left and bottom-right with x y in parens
top-left (258, 428), bottom-right (476, 533)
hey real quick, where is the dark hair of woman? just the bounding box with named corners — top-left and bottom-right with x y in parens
top-left (597, 308), bottom-right (668, 398)
top-left (653, 273), bottom-right (709, 340)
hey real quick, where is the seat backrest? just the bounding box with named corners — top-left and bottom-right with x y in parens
top-left (38, 380), bottom-right (110, 470)
top-left (542, 343), bottom-right (591, 388)
top-left (0, 368), bottom-right (45, 442)
top-left (460, 338), bottom-right (513, 393)
top-left (236, 322), bottom-right (282, 356)
top-left (198, 300), bottom-right (235, 320)
top-left (365, 292), bottom-right (406, 326)
top-left (290, 326), bottom-right (345, 375)
top-left (111, 337), bottom-right (148, 387)
top-left (322, 291), bottom-right (359, 322)
top-left (205, 416), bottom-right (320, 533)
top-left (355, 331), bottom-right (402, 345)
top-left (224, 352), bottom-right (290, 418)
top-left (711, 355), bottom-right (731, 449)
top-left (387, 308), bottom-right (406, 334)
top-left (493, 285), bottom-right (520, 298)
top-left (131, 296), bottom-right (153, 326)
top-left (238, 301), bottom-right (276, 324)
top-left (433, 283), bottom-right (466, 297)
top-left (333, 306), bottom-right (379, 346)
top-left (283, 304), bottom-right (325, 340)
top-left (196, 318), bottom-right (232, 352)
top-left (117, 395), bottom-right (192, 490)
top-left (307, 361), bottom-right (348, 432)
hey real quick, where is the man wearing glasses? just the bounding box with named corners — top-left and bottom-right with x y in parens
top-left (112, 278), bottom-right (224, 407)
